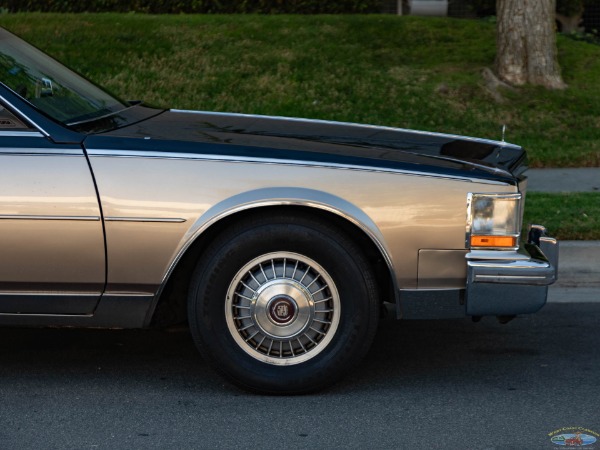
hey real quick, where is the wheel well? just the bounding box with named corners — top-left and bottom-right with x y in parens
top-left (149, 205), bottom-right (395, 327)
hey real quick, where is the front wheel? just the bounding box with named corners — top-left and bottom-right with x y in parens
top-left (188, 214), bottom-right (380, 394)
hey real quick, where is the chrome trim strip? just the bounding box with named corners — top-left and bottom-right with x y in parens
top-left (475, 275), bottom-right (548, 281)
top-left (467, 259), bottom-right (555, 286)
top-left (0, 313), bottom-right (93, 318)
top-left (102, 292), bottom-right (155, 297)
top-left (0, 147), bottom-right (82, 156)
top-left (170, 109), bottom-right (521, 149)
top-left (87, 149), bottom-right (509, 186)
top-left (468, 259), bottom-right (551, 270)
top-left (0, 131), bottom-right (44, 137)
top-left (0, 94), bottom-right (50, 137)
top-left (466, 250), bottom-right (530, 261)
top-left (0, 291), bottom-right (99, 296)
top-left (399, 288), bottom-right (463, 292)
top-left (0, 215), bottom-right (100, 221)
top-left (105, 217), bottom-right (187, 223)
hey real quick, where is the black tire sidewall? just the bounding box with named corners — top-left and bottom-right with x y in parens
top-left (189, 218), bottom-right (378, 393)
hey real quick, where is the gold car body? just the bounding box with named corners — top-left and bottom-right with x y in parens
top-left (0, 26), bottom-right (556, 331)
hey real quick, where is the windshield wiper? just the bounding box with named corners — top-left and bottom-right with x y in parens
top-left (66, 103), bottom-right (141, 127)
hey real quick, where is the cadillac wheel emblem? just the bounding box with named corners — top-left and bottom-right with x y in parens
top-left (268, 296), bottom-right (296, 324)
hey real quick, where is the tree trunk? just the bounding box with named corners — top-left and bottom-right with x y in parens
top-left (495, 0), bottom-right (567, 89)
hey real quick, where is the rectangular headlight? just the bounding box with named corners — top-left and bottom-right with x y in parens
top-left (466, 193), bottom-right (521, 249)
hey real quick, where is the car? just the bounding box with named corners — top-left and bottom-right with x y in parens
top-left (0, 26), bottom-right (558, 394)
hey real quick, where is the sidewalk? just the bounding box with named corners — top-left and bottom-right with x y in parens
top-left (526, 168), bottom-right (599, 302)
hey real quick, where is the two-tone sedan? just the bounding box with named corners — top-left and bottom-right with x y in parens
top-left (0, 27), bottom-right (557, 393)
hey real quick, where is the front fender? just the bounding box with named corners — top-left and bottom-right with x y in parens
top-left (165, 186), bottom-right (398, 296)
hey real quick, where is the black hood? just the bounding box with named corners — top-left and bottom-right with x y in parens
top-left (86, 110), bottom-right (527, 184)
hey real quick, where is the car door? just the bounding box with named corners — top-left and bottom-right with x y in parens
top-left (0, 102), bottom-right (105, 314)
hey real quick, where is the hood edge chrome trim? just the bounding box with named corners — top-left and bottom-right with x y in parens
top-left (170, 109), bottom-right (521, 149)
top-left (87, 149), bottom-right (511, 186)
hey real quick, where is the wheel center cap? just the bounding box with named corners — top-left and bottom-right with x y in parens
top-left (268, 296), bottom-right (297, 325)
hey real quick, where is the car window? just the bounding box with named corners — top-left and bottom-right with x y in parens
top-left (0, 105), bottom-right (31, 130)
top-left (0, 27), bottom-right (128, 126)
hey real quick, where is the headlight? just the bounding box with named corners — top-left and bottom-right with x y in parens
top-left (466, 193), bottom-right (521, 249)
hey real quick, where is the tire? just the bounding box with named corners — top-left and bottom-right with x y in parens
top-left (188, 213), bottom-right (380, 394)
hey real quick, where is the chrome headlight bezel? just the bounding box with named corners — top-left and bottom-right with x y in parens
top-left (466, 193), bottom-right (522, 250)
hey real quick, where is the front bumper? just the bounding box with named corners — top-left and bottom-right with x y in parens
top-left (465, 225), bottom-right (558, 316)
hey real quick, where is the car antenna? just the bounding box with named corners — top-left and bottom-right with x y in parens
top-left (501, 124), bottom-right (506, 143)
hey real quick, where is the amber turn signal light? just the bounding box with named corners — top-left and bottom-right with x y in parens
top-left (470, 236), bottom-right (516, 248)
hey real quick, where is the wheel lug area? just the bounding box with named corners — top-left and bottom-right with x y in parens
top-left (252, 281), bottom-right (312, 339)
top-left (267, 295), bottom-right (298, 325)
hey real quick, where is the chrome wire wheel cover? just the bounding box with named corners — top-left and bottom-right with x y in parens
top-left (225, 252), bottom-right (341, 365)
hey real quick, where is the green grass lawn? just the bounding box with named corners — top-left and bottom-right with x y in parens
top-left (1, 13), bottom-right (599, 239)
top-left (1, 13), bottom-right (599, 168)
top-left (524, 193), bottom-right (600, 240)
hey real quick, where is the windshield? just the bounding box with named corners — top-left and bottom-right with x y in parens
top-left (0, 28), bottom-right (128, 125)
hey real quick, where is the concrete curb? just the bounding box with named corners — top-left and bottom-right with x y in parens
top-left (548, 241), bottom-right (600, 303)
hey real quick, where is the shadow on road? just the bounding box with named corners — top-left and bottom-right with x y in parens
top-left (0, 304), bottom-right (596, 449)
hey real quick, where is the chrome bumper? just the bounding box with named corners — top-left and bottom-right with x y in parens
top-left (465, 225), bottom-right (558, 316)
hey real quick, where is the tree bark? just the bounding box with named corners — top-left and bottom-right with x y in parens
top-left (495, 0), bottom-right (567, 89)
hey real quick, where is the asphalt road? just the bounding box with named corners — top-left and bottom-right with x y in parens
top-left (0, 303), bottom-right (598, 450)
